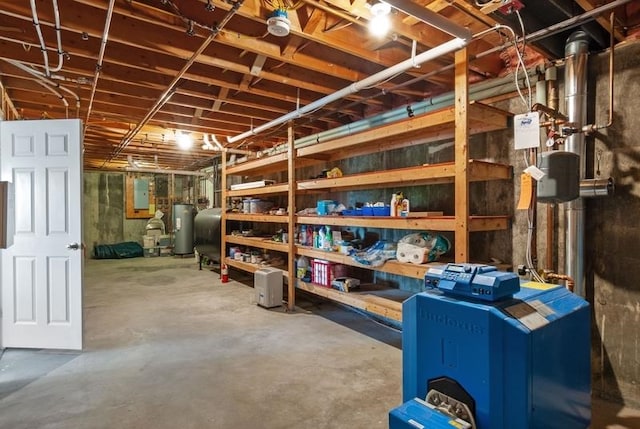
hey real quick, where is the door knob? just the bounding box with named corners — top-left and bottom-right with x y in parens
top-left (66, 242), bottom-right (80, 250)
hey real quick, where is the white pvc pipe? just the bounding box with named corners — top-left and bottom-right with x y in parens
top-left (49, 0), bottom-right (65, 73)
top-left (85, 0), bottom-right (116, 127)
top-left (227, 36), bottom-right (467, 144)
top-left (34, 79), bottom-right (69, 118)
top-left (29, 0), bottom-right (50, 76)
top-left (6, 59), bottom-right (80, 116)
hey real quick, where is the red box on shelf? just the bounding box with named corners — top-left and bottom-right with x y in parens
top-left (312, 259), bottom-right (335, 287)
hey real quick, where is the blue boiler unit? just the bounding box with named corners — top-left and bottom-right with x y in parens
top-left (389, 264), bottom-right (590, 429)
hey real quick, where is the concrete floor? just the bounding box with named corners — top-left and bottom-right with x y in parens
top-left (0, 257), bottom-right (639, 428)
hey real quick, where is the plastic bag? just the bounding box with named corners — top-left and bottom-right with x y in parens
top-left (396, 232), bottom-right (450, 264)
top-left (351, 240), bottom-right (397, 267)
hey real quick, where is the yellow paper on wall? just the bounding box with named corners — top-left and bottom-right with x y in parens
top-left (149, 203), bottom-right (156, 213)
top-left (516, 173), bottom-right (533, 210)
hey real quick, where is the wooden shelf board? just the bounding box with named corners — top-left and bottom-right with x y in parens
top-left (227, 183), bottom-right (289, 198)
top-left (295, 215), bottom-right (509, 232)
top-left (296, 280), bottom-right (405, 322)
top-left (225, 257), bottom-right (288, 276)
top-left (296, 160), bottom-right (512, 192)
top-left (225, 235), bottom-right (289, 252)
top-left (226, 213), bottom-right (290, 223)
top-left (468, 216), bottom-right (510, 232)
top-left (468, 160), bottom-right (512, 181)
top-left (226, 153), bottom-right (320, 176)
top-left (226, 153), bottom-right (287, 176)
top-left (296, 104), bottom-right (510, 162)
top-left (297, 164), bottom-right (454, 191)
top-left (295, 246), bottom-right (445, 279)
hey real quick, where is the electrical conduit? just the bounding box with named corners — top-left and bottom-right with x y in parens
top-left (105, 0), bottom-right (245, 166)
top-left (85, 0), bottom-right (116, 135)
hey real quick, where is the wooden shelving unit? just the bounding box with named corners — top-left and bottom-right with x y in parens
top-left (220, 48), bottom-right (512, 320)
top-left (296, 215), bottom-right (509, 232)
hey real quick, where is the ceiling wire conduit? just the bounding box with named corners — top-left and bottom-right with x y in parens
top-left (296, 0), bottom-right (631, 136)
top-left (29, 0), bottom-right (51, 76)
top-left (49, 0), bottom-right (65, 73)
top-left (5, 59), bottom-right (80, 116)
top-left (287, 68), bottom-right (539, 151)
top-left (227, 37), bottom-right (467, 144)
top-left (34, 79), bottom-right (69, 118)
top-left (104, 0), bottom-right (245, 167)
top-left (85, 0), bottom-right (116, 136)
top-left (226, 0), bottom-right (473, 144)
top-left (228, 0), bottom-right (631, 147)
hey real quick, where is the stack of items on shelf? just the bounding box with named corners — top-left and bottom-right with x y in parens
top-left (396, 232), bottom-right (450, 265)
top-left (240, 198), bottom-right (273, 214)
top-left (230, 246), bottom-right (284, 268)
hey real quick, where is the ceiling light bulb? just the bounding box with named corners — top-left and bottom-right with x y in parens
top-left (369, 13), bottom-right (391, 37)
top-left (370, 2), bottom-right (391, 16)
top-left (369, 2), bottom-right (391, 38)
top-left (176, 131), bottom-right (193, 150)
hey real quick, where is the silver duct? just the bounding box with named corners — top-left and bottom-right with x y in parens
top-left (564, 31), bottom-right (590, 297)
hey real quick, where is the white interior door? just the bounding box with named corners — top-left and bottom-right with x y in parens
top-left (1, 119), bottom-right (83, 350)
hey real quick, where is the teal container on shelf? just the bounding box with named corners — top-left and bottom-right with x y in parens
top-left (317, 200), bottom-right (336, 215)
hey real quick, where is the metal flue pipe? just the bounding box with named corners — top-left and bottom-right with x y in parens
top-left (564, 31), bottom-right (590, 297)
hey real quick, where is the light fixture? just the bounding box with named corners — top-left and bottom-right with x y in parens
top-left (176, 131), bottom-right (193, 150)
top-left (267, 9), bottom-right (291, 37)
top-left (369, 2), bottom-right (391, 38)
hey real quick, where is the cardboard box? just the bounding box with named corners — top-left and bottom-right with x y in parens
top-left (143, 247), bottom-right (159, 257)
top-left (143, 235), bottom-right (156, 248)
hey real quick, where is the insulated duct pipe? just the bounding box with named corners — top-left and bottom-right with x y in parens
top-left (287, 68), bottom-right (538, 150)
top-left (227, 36), bottom-right (467, 144)
top-left (564, 31), bottom-right (589, 297)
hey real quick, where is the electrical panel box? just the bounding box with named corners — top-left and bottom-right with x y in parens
top-left (133, 178), bottom-right (150, 209)
top-left (0, 181), bottom-right (14, 249)
top-left (255, 268), bottom-right (283, 308)
top-left (537, 151), bottom-right (580, 203)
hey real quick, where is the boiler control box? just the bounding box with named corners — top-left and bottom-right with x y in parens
top-left (425, 263), bottom-right (520, 302)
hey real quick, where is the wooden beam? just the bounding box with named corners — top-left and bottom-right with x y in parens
top-left (454, 47), bottom-right (469, 263)
top-left (287, 122), bottom-right (296, 311)
top-left (212, 87), bottom-right (230, 111)
top-left (574, 0), bottom-right (625, 41)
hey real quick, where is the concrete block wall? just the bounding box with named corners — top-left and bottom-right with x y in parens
top-left (83, 171), bottom-right (147, 257)
top-left (506, 39), bottom-right (640, 406)
top-left (586, 40), bottom-right (640, 406)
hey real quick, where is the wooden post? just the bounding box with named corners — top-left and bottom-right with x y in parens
top-left (220, 153), bottom-right (228, 271)
top-left (454, 48), bottom-right (469, 263)
top-left (287, 122), bottom-right (296, 311)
